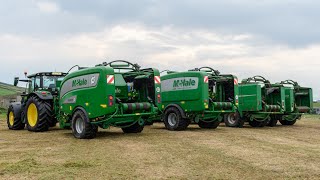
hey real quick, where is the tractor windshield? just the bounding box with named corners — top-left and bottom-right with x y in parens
top-left (43, 76), bottom-right (62, 89)
top-left (29, 75), bottom-right (65, 92)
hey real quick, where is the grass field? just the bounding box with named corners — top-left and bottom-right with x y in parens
top-left (0, 114), bottom-right (319, 179)
top-left (0, 82), bottom-right (25, 96)
top-left (313, 102), bottom-right (320, 108)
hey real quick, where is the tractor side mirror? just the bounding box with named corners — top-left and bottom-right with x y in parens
top-left (14, 77), bottom-right (19, 86)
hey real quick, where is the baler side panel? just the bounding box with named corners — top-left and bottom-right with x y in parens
top-left (239, 84), bottom-right (262, 112)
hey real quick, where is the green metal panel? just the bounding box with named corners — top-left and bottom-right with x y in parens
top-left (284, 87), bottom-right (294, 113)
top-left (114, 73), bottom-right (129, 101)
top-left (238, 84), bottom-right (262, 112)
top-left (265, 86), bottom-right (285, 112)
top-left (60, 66), bottom-right (116, 119)
top-left (161, 71), bottom-right (208, 112)
top-left (295, 87), bottom-right (313, 113)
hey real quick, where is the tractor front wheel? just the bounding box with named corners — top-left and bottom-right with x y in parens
top-left (164, 107), bottom-right (189, 131)
top-left (26, 96), bottom-right (51, 132)
top-left (122, 121), bottom-right (144, 133)
top-left (7, 105), bottom-right (25, 130)
top-left (71, 110), bottom-right (98, 139)
top-left (198, 120), bottom-right (220, 129)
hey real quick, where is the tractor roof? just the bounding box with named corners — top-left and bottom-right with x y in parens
top-left (27, 72), bottom-right (67, 78)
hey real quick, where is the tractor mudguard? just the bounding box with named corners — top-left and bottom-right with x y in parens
top-left (29, 92), bottom-right (53, 100)
top-left (9, 102), bottom-right (22, 117)
top-left (164, 104), bottom-right (187, 119)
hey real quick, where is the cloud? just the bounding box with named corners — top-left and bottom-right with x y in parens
top-left (0, 23), bottom-right (319, 99)
top-left (35, 1), bottom-right (60, 13)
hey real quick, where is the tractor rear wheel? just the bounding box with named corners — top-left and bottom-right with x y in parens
top-left (198, 120), bottom-right (220, 129)
top-left (71, 110), bottom-right (98, 139)
top-left (224, 112), bottom-right (240, 127)
top-left (26, 96), bottom-right (51, 132)
top-left (7, 105), bottom-right (25, 130)
top-left (164, 107), bottom-right (189, 131)
top-left (249, 120), bottom-right (263, 127)
top-left (122, 121), bottom-right (144, 133)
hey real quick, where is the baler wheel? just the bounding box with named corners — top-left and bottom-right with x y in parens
top-left (198, 120), bottom-right (220, 129)
top-left (279, 119), bottom-right (296, 126)
top-left (224, 113), bottom-right (240, 127)
top-left (122, 121), bottom-right (144, 133)
top-left (249, 120), bottom-right (263, 127)
top-left (164, 107), bottom-right (189, 131)
top-left (7, 106), bottom-right (25, 130)
top-left (26, 96), bottom-right (50, 132)
top-left (267, 115), bottom-right (278, 127)
top-left (71, 110), bottom-right (98, 139)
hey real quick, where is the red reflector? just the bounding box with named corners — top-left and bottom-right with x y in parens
top-left (157, 94), bottom-right (161, 103)
top-left (41, 92), bottom-right (46, 95)
top-left (109, 95), bottom-right (114, 106)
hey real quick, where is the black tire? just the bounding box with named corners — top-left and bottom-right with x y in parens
top-left (49, 117), bottom-right (58, 127)
top-left (71, 110), bottom-right (98, 139)
top-left (163, 107), bottom-right (189, 131)
top-left (198, 120), bottom-right (220, 129)
top-left (7, 105), bottom-right (25, 130)
top-left (249, 120), bottom-right (264, 127)
top-left (279, 119), bottom-right (297, 125)
top-left (26, 96), bottom-right (51, 132)
top-left (144, 120), bottom-right (154, 126)
top-left (224, 113), bottom-right (240, 127)
top-left (267, 115), bottom-right (278, 127)
top-left (122, 121), bottom-right (144, 133)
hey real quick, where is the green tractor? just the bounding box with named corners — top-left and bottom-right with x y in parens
top-left (58, 60), bottom-right (161, 139)
top-left (238, 76), bottom-right (286, 127)
top-left (7, 72), bottom-right (67, 131)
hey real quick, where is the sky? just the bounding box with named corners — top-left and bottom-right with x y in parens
top-left (0, 0), bottom-right (319, 99)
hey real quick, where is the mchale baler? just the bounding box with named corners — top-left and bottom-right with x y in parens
top-left (58, 60), bottom-right (161, 139)
top-left (275, 80), bottom-right (313, 125)
top-left (238, 76), bottom-right (287, 127)
top-left (192, 67), bottom-right (241, 127)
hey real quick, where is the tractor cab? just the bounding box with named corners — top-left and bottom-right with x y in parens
top-left (15, 72), bottom-right (67, 95)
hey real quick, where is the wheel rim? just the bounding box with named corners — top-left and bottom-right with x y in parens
top-left (168, 113), bottom-right (177, 127)
top-left (75, 118), bottom-right (84, 134)
top-left (227, 114), bottom-right (236, 125)
top-left (9, 111), bottom-right (14, 126)
top-left (27, 103), bottom-right (38, 127)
